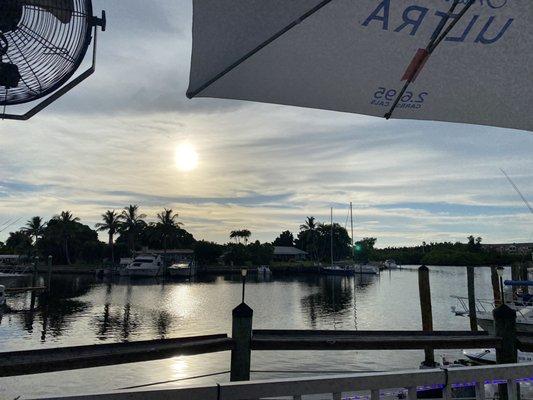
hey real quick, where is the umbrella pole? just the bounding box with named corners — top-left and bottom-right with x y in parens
top-left (385, 0), bottom-right (475, 120)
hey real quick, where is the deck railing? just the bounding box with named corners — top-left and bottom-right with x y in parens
top-left (33, 362), bottom-right (533, 400)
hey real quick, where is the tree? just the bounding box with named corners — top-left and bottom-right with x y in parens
top-left (52, 211), bottom-right (80, 265)
top-left (155, 208), bottom-right (182, 264)
top-left (5, 231), bottom-right (32, 256)
top-left (230, 230), bottom-right (240, 243)
top-left (119, 205), bottom-right (146, 255)
top-left (229, 229), bottom-right (251, 244)
top-left (95, 210), bottom-right (121, 266)
top-left (241, 229), bottom-right (251, 244)
top-left (194, 240), bottom-right (223, 265)
top-left (273, 230), bottom-right (294, 247)
top-left (22, 216), bottom-right (45, 246)
top-left (297, 217), bottom-right (319, 261)
top-left (300, 216), bottom-right (317, 231)
top-left (354, 237), bottom-right (377, 263)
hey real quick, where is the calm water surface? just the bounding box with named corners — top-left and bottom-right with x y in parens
top-left (0, 267), bottom-right (516, 398)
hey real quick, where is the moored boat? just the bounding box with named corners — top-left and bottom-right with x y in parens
top-left (354, 264), bottom-right (380, 275)
top-left (168, 261), bottom-right (196, 279)
top-left (383, 259), bottom-right (398, 269)
top-left (322, 265), bottom-right (355, 276)
top-left (125, 254), bottom-right (163, 278)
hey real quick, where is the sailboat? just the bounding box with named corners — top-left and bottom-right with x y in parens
top-left (348, 202), bottom-right (379, 275)
top-left (321, 208), bottom-right (355, 276)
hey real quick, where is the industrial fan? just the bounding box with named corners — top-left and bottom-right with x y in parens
top-left (0, 0), bottom-right (105, 120)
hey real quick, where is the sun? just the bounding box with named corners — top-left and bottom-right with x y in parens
top-left (175, 143), bottom-right (199, 172)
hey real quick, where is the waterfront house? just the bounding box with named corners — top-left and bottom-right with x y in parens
top-left (273, 246), bottom-right (308, 262)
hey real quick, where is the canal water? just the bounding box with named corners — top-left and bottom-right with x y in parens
top-left (0, 267), bottom-right (516, 398)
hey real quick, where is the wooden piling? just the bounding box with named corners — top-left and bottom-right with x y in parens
top-left (418, 265), bottom-right (435, 367)
top-left (511, 264), bottom-right (520, 296)
top-left (230, 302), bottom-right (253, 382)
top-left (467, 267), bottom-right (478, 331)
top-left (494, 304), bottom-right (518, 400)
top-left (491, 267), bottom-right (501, 306)
top-left (46, 255), bottom-right (53, 293)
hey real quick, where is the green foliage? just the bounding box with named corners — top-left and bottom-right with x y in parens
top-left (373, 236), bottom-right (521, 266)
top-left (194, 240), bottom-right (223, 265)
top-left (295, 218), bottom-right (351, 262)
top-left (229, 229), bottom-right (252, 244)
top-left (5, 231), bottom-right (32, 256)
top-left (273, 230), bottom-right (294, 247)
top-left (354, 237), bottom-right (377, 263)
top-left (223, 241), bottom-right (274, 266)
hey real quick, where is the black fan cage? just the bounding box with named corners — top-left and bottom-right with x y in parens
top-left (0, 0), bottom-right (93, 106)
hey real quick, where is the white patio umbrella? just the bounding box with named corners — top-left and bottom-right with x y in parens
top-left (187, 0), bottom-right (532, 132)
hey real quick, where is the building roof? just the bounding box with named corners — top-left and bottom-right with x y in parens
top-left (145, 249), bottom-right (194, 254)
top-left (273, 246), bottom-right (308, 256)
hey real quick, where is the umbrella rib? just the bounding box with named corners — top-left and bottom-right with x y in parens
top-left (186, 0), bottom-right (334, 99)
top-left (384, 0), bottom-right (475, 120)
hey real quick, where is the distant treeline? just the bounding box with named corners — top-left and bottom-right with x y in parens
top-left (0, 208), bottom-right (525, 267)
top-left (372, 236), bottom-right (524, 266)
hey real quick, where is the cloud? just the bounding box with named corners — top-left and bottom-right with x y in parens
top-left (0, 1), bottom-right (532, 247)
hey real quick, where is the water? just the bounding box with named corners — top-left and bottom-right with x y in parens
top-left (0, 267), bottom-right (512, 398)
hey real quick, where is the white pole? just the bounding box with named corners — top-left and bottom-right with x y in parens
top-left (330, 207), bottom-right (333, 267)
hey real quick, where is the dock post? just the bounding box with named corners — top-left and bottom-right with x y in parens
top-left (230, 302), bottom-right (253, 382)
top-left (491, 267), bottom-right (501, 306)
top-left (46, 255), bottom-right (53, 293)
top-left (467, 267), bottom-right (478, 331)
top-left (418, 265), bottom-right (435, 367)
top-left (494, 304), bottom-right (518, 400)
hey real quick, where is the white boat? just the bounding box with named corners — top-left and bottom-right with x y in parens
top-left (118, 258), bottom-right (133, 276)
top-left (463, 348), bottom-right (533, 364)
top-left (476, 307), bottom-right (533, 333)
top-left (168, 261), bottom-right (196, 278)
top-left (322, 265), bottom-right (354, 276)
top-left (451, 295), bottom-right (533, 333)
top-left (383, 259), bottom-right (398, 269)
top-left (354, 264), bottom-right (380, 275)
top-left (0, 285), bottom-right (5, 306)
top-left (125, 254), bottom-right (163, 278)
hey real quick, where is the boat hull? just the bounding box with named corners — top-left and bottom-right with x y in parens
top-left (168, 268), bottom-right (193, 278)
top-left (127, 268), bottom-right (161, 278)
top-left (322, 268), bottom-right (354, 276)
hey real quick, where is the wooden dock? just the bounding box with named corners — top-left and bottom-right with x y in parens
top-left (0, 334), bottom-right (232, 377)
top-left (251, 330), bottom-right (502, 350)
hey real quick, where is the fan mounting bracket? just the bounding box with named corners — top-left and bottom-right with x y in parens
top-left (0, 12), bottom-right (105, 121)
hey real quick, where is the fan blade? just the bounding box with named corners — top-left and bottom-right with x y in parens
top-left (20, 0), bottom-right (74, 23)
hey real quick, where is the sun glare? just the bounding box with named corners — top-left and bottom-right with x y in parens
top-left (175, 143), bottom-right (199, 172)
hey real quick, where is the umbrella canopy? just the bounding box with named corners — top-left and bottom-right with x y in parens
top-left (187, 0), bottom-right (532, 132)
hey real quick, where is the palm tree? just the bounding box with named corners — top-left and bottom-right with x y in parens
top-left (119, 205), bottom-right (146, 255)
top-left (52, 211), bottom-right (79, 265)
top-left (300, 216), bottom-right (317, 231)
top-left (300, 217), bottom-right (319, 262)
top-left (22, 216), bottom-right (45, 246)
top-left (95, 210), bottom-right (121, 267)
top-left (230, 230), bottom-right (240, 243)
top-left (155, 209), bottom-right (182, 265)
top-left (241, 229), bottom-right (251, 244)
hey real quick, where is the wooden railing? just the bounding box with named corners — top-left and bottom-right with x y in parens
top-left (32, 361), bottom-right (533, 400)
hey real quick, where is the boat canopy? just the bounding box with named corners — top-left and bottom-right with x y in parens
top-left (504, 280), bottom-right (533, 287)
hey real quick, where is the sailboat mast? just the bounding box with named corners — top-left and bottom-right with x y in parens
top-left (350, 202), bottom-right (354, 259)
top-left (330, 207), bottom-right (333, 267)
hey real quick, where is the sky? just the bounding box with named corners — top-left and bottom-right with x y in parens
top-left (0, 0), bottom-right (532, 248)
